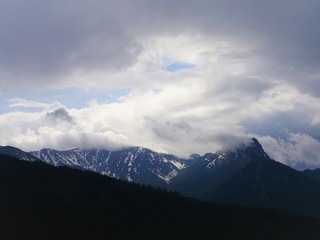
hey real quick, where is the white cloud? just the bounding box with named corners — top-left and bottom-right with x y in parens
top-left (260, 133), bottom-right (320, 170)
top-left (1, 75), bottom-right (320, 169)
top-left (8, 98), bottom-right (51, 109)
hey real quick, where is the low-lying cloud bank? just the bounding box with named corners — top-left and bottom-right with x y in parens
top-left (1, 85), bottom-right (319, 170)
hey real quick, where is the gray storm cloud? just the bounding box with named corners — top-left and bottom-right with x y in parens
top-left (46, 108), bottom-right (74, 123)
top-left (0, 0), bottom-right (142, 89)
top-left (0, 0), bottom-right (320, 169)
top-left (0, 0), bottom-right (319, 94)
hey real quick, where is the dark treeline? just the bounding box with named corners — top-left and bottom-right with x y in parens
top-left (1, 154), bottom-right (320, 240)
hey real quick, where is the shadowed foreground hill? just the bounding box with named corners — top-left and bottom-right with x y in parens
top-left (206, 159), bottom-right (320, 218)
top-left (1, 155), bottom-right (320, 240)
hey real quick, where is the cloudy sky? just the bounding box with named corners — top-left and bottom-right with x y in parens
top-left (1, 0), bottom-right (320, 169)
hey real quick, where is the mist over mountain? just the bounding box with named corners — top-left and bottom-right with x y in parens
top-left (170, 138), bottom-right (271, 198)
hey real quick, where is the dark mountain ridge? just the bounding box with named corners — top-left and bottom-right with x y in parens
top-left (2, 138), bottom-right (320, 219)
top-left (207, 159), bottom-right (320, 218)
top-left (0, 145), bottom-right (39, 162)
top-left (170, 138), bottom-right (271, 198)
top-left (169, 138), bottom-right (320, 218)
top-left (1, 154), bottom-right (320, 240)
top-left (304, 168), bottom-right (320, 182)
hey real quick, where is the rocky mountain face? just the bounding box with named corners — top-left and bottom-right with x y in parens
top-left (168, 138), bottom-right (320, 218)
top-left (30, 146), bottom-right (191, 187)
top-left (0, 146), bottom-right (39, 162)
top-left (170, 138), bottom-right (271, 198)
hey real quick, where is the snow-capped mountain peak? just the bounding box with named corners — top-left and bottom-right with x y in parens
top-left (30, 146), bottom-right (192, 186)
top-left (203, 138), bottom-right (270, 169)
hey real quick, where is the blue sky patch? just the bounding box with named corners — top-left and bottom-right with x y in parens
top-left (164, 62), bottom-right (195, 72)
top-left (1, 88), bottom-right (132, 113)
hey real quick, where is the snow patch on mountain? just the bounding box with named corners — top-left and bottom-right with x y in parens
top-left (30, 146), bottom-right (191, 185)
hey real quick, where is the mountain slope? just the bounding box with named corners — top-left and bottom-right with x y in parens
top-left (30, 146), bottom-right (191, 186)
top-left (207, 159), bottom-right (320, 218)
top-left (1, 154), bottom-right (320, 240)
top-left (0, 146), bottom-right (39, 161)
top-left (303, 168), bottom-right (320, 182)
top-left (170, 138), bottom-right (270, 198)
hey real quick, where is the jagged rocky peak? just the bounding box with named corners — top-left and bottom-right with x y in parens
top-left (210, 137), bottom-right (265, 156)
top-left (224, 137), bottom-right (261, 151)
top-left (202, 137), bottom-right (270, 169)
top-left (216, 137), bottom-right (266, 154)
top-left (246, 137), bottom-right (263, 150)
top-left (235, 137), bottom-right (271, 161)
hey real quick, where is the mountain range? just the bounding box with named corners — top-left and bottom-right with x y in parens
top-left (30, 146), bottom-right (191, 187)
top-left (2, 138), bottom-right (320, 219)
top-left (2, 153), bottom-right (320, 240)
